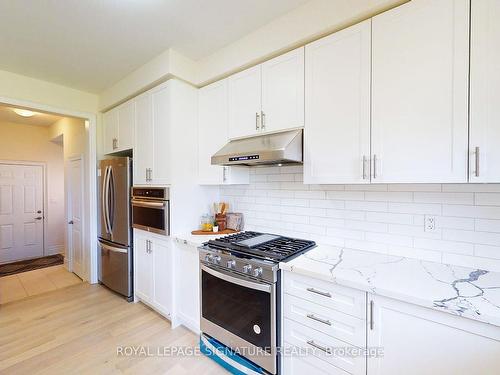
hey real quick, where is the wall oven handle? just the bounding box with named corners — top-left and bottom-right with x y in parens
top-left (201, 264), bottom-right (271, 293)
top-left (131, 199), bottom-right (167, 208)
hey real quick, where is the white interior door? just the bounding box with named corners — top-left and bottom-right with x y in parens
top-left (68, 158), bottom-right (84, 278)
top-left (0, 163), bottom-right (44, 263)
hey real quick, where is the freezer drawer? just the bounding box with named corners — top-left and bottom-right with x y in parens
top-left (99, 240), bottom-right (132, 299)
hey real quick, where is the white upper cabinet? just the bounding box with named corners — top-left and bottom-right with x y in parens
top-left (228, 47), bottom-right (305, 139)
top-left (198, 80), bottom-right (249, 185)
top-left (117, 100), bottom-right (135, 151)
top-left (469, 0), bottom-right (500, 183)
top-left (228, 65), bottom-right (262, 139)
top-left (261, 48), bottom-right (304, 133)
top-left (304, 20), bottom-right (371, 184)
top-left (133, 82), bottom-right (172, 186)
top-left (103, 109), bottom-right (118, 154)
top-left (371, 0), bottom-right (469, 183)
top-left (103, 100), bottom-right (135, 154)
top-left (134, 91), bottom-right (154, 185)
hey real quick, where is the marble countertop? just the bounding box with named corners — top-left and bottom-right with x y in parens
top-left (280, 245), bottom-right (500, 327)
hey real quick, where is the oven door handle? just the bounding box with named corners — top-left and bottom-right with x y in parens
top-left (201, 264), bottom-right (271, 293)
top-left (131, 199), bottom-right (166, 208)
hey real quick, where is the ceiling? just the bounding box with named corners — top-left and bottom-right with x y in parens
top-left (0, 0), bottom-right (308, 93)
top-left (0, 105), bottom-right (63, 127)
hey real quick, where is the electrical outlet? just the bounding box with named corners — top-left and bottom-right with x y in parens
top-left (425, 215), bottom-right (436, 232)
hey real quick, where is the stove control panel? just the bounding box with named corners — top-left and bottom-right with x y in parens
top-left (199, 247), bottom-right (278, 283)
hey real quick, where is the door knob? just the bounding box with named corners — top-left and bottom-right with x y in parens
top-left (68, 220), bottom-right (74, 225)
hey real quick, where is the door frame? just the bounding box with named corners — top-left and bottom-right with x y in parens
top-left (0, 160), bottom-right (47, 259)
top-left (0, 95), bottom-right (98, 283)
top-left (66, 155), bottom-right (84, 276)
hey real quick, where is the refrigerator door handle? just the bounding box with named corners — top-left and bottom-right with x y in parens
top-left (102, 166), bottom-right (110, 234)
top-left (108, 166), bottom-right (115, 232)
top-left (99, 241), bottom-right (128, 254)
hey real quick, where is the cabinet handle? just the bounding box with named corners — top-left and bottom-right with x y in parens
top-left (222, 167), bottom-right (227, 183)
top-left (370, 300), bottom-right (374, 330)
top-left (373, 154), bottom-right (377, 179)
top-left (255, 112), bottom-right (260, 130)
top-left (475, 147), bottom-right (480, 177)
top-left (306, 340), bottom-right (331, 354)
top-left (112, 138), bottom-right (117, 150)
top-left (261, 111), bottom-right (266, 130)
top-left (306, 313), bottom-right (332, 326)
top-left (306, 287), bottom-right (332, 298)
top-left (362, 155), bottom-right (368, 180)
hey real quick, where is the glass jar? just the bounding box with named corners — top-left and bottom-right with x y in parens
top-left (200, 214), bottom-right (213, 232)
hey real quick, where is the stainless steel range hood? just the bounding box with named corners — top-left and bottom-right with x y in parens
top-left (211, 129), bottom-right (303, 166)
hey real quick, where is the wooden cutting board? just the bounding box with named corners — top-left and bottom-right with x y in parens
top-left (191, 229), bottom-right (239, 235)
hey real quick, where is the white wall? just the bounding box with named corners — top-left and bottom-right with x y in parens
top-left (0, 121), bottom-right (65, 254)
top-left (220, 166), bottom-right (500, 272)
top-left (98, 0), bottom-right (406, 110)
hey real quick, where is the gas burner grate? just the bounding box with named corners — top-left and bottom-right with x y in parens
top-left (205, 232), bottom-right (316, 262)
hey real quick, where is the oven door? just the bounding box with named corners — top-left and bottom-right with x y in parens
top-left (200, 263), bottom-right (277, 374)
top-left (131, 199), bottom-right (169, 235)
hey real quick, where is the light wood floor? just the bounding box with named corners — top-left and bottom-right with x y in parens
top-left (0, 283), bottom-right (228, 374)
top-left (0, 265), bottom-right (82, 304)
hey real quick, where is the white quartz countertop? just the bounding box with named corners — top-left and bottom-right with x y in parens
top-left (172, 233), bottom-right (227, 247)
top-left (280, 245), bottom-right (500, 327)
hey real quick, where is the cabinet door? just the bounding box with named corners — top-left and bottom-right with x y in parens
top-left (134, 233), bottom-right (153, 303)
top-left (175, 241), bottom-right (200, 332)
top-left (470, 0), bottom-right (500, 182)
top-left (304, 20), bottom-right (371, 184)
top-left (134, 92), bottom-right (153, 185)
top-left (151, 84), bottom-right (171, 185)
top-left (228, 65), bottom-right (262, 139)
top-left (103, 108), bottom-right (118, 154)
top-left (261, 47), bottom-right (304, 133)
top-left (198, 80), bottom-right (250, 185)
top-left (152, 238), bottom-right (173, 318)
top-left (116, 100), bottom-right (135, 152)
top-left (367, 295), bottom-right (500, 375)
top-left (371, 0), bottom-right (469, 183)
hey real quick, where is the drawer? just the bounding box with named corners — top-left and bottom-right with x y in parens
top-left (284, 271), bottom-right (366, 319)
top-left (283, 342), bottom-right (350, 375)
top-left (284, 318), bottom-right (366, 375)
top-left (284, 294), bottom-right (366, 348)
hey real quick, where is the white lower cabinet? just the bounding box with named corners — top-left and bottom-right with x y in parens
top-left (282, 271), bottom-right (367, 375)
top-left (173, 239), bottom-right (200, 333)
top-left (134, 229), bottom-right (173, 320)
top-left (367, 294), bottom-right (500, 375)
top-left (283, 271), bottom-right (500, 375)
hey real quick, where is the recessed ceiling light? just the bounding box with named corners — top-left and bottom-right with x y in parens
top-left (13, 108), bottom-right (36, 117)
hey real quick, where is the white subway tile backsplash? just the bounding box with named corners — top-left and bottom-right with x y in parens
top-left (475, 193), bottom-right (500, 206)
top-left (365, 191), bottom-right (413, 202)
top-left (388, 202), bottom-right (442, 215)
top-left (414, 192), bottom-right (474, 205)
top-left (475, 219), bottom-right (500, 233)
top-left (220, 166), bottom-right (500, 271)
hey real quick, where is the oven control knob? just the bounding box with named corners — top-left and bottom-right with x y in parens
top-left (243, 264), bottom-right (252, 274)
top-left (226, 260), bottom-right (236, 269)
top-left (253, 267), bottom-right (263, 277)
top-left (213, 255), bottom-right (221, 265)
top-left (205, 254), bottom-right (213, 262)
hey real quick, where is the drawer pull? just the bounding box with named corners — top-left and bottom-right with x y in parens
top-left (307, 313), bottom-right (332, 326)
top-left (306, 340), bottom-right (332, 354)
top-left (306, 287), bottom-right (332, 298)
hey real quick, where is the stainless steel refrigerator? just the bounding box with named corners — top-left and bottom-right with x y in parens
top-left (98, 157), bottom-right (133, 301)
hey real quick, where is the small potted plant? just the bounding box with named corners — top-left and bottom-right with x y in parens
top-left (212, 219), bottom-right (219, 233)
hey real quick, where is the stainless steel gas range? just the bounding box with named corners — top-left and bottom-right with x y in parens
top-left (199, 232), bottom-right (316, 374)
